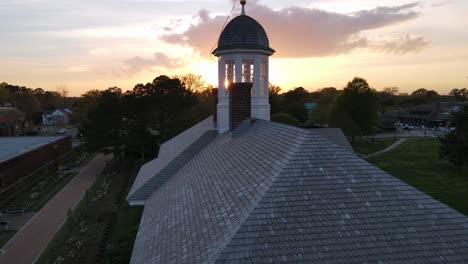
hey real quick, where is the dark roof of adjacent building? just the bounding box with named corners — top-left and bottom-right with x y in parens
top-left (213, 15), bottom-right (275, 55)
top-left (0, 107), bottom-right (25, 122)
top-left (0, 136), bottom-right (66, 162)
top-left (128, 118), bottom-right (468, 263)
top-left (43, 109), bottom-right (56, 115)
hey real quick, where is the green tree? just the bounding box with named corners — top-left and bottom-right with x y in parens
top-left (411, 88), bottom-right (439, 97)
top-left (12, 92), bottom-right (41, 117)
top-left (82, 87), bottom-right (124, 166)
top-left (0, 84), bottom-right (11, 104)
top-left (308, 87), bottom-right (338, 125)
top-left (282, 87), bottom-right (310, 122)
top-left (449, 88), bottom-right (468, 102)
top-left (269, 83), bottom-right (283, 115)
top-left (133, 75), bottom-right (197, 142)
top-left (271, 113), bottom-right (301, 127)
top-left (73, 90), bottom-right (102, 123)
top-left (330, 77), bottom-right (378, 136)
top-left (440, 105), bottom-right (468, 167)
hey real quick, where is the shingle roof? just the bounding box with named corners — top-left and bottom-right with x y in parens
top-left (308, 128), bottom-right (354, 153)
top-left (212, 15), bottom-right (275, 55)
top-left (128, 120), bottom-right (468, 264)
top-left (127, 116), bottom-right (215, 201)
top-left (0, 107), bottom-right (24, 122)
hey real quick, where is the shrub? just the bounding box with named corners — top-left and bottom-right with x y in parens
top-left (271, 113), bottom-right (301, 127)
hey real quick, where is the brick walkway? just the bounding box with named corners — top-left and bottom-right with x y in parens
top-left (0, 154), bottom-right (111, 264)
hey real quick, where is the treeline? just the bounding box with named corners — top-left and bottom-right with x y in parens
top-left (78, 74), bottom-right (213, 163)
top-left (0, 82), bottom-right (75, 122)
top-left (269, 79), bottom-right (467, 137)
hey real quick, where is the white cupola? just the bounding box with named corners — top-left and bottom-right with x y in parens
top-left (212, 0), bottom-right (275, 133)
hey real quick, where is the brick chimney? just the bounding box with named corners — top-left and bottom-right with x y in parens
top-left (229, 82), bottom-right (252, 131)
top-left (211, 88), bottom-right (218, 125)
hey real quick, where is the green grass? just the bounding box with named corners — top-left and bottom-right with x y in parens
top-left (352, 138), bottom-right (397, 155)
top-left (108, 203), bottom-right (142, 263)
top-left (368, 138), bottom-right (468, 216)
top-left (0, 230), bottom-right (17, 248)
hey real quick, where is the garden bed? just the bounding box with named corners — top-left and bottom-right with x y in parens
top-left (36, 157), bottom-right (142, 264)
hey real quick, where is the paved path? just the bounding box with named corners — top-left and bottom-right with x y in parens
top-left (0, 154), bottom-right (111, 264)
top-left (362, 138), bottom-right (407, 160)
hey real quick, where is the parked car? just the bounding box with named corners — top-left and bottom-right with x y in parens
top-left (57, 128), bottom-right (67, 134)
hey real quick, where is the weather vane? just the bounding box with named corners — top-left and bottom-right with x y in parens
top-left (241, 0), bottom-right (246, 15)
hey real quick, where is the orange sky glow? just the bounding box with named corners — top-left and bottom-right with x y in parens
top-left (0, 0), bottom-right (467, 96)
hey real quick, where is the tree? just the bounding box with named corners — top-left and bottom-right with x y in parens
top-left (11, 92), bottom-right (41, 116)
top-left (383, 86), bottom-right (399, 95)
top-left (269, 83), bottom-right (282, 114)
top-left (73, 90), bottom-right (102, 123)
top-left (440, 106), bottom-right (468, 167)
top-left (0, 84), bottom-right (11, 104)
top-left (82, 87), bottom-right (124, 167)
top-left (282, 87), bottom-right (310, 122)
top-left (412, 88), bottom-right (439, 97)
top-left (329, 77), bottom-right (378, 136)
top-left (308, 87), bottom-right (338, 125)
top-left (271, 113), bottom-right (301, 127)
top-left (128, 75), bottom-right (197, 142)
top-left (172, 73), bottom-right (208, 93)
top-left (449, 88), bottom-right (468, 102)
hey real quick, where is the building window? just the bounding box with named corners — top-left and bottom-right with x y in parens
top-left (225, 59), bottom-right (235, 88)
top-left (242, 59), bottom-right (254, 83)
top-left (260, 60), bottom-right (267, 96)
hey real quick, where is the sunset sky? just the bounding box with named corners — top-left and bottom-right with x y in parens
top-left (1, 0), bottom-right (467, 96)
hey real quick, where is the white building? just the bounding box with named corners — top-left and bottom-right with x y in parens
top-left (42, 109), bottom-right (70, 125)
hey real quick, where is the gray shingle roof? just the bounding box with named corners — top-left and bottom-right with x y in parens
top-left (212, 15), bottom-right (275, 55)
top-left (128, 120), bottom-right (468, 264)
top-left (308, 128), bottom-right (354, 153)
top-left (127, 117), bottom-right (215, 201)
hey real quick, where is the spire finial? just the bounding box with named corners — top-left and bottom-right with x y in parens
top-left (240, 0), bottom-right (246, 15)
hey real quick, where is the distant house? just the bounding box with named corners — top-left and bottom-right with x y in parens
top-left (381, 102), bottom-right (468, 129)
top-left (0, 106), bottom-right (31, 136)
top-left (42, 108), bottom-right (72, 125)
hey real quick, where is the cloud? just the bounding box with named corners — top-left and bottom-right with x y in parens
top-left (432, 0), bottom-right (456, 7)
top-left (115, 52), bottom-right (183, 76)
top-left (89, 48), bottom-right (110, 55)
top-left (370, 34), bottom-right (431, 54)
top-left (161, 1), bottom-right (429, 58)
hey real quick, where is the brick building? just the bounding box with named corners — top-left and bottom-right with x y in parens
top-left (0, 106), bottom-right (31, 136)
top-left (0, 136), bottom-right (72, 191)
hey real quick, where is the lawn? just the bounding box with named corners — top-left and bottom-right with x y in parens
top-left (0, 230), bottom-right (17, 248)
top-left (108, 202), bottom-right (142, 263)
top-left (368, 138), bottom-right (468, 216)
top-left (352, 138), bottom-right (397, 155)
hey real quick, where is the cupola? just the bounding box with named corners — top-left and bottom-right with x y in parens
top-left (213, 0), bottom-right (275, 133)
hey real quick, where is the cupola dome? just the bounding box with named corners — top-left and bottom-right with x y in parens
top-left (212, 15), bottom-right (275, 55)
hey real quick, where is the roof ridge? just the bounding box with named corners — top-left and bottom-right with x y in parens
top-left (127, 129), bottom-right (218, 204)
